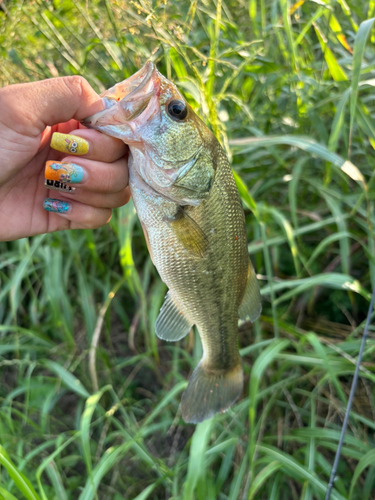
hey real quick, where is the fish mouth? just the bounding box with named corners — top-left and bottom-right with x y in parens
top-left (82, 61), bottom-right (160, 130)
top-left (101, 61), bottom-right (156, 104)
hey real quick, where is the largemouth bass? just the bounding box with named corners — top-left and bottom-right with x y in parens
top-left (84, 62), bottom-right (261, 423)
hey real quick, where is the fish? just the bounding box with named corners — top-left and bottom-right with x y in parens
top-left (83, 62), bottom-right (261, 423)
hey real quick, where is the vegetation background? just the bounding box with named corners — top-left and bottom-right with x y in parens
top-left (1, 0), bottom-right (375, 499)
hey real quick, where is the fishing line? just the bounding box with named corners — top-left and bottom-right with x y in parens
top-left (324, 285), bottom-right (375, 500)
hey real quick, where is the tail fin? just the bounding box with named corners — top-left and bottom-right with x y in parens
top-left (180, 362), bottom-right (243, 424)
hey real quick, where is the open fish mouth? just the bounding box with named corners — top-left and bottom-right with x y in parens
top-left (82, 61), bottom-right (160, 130)
top-left (101, 61), bottom-right (156, 104)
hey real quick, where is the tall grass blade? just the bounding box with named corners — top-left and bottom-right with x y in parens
top-left (349, 449), bottom-right (375, 499)
top-left (142, 380), bottom-right (187, 427)
top-left (43, 360), bottom-right (90, 399)
top-left (183, 419), bottom-right (213, 500)
top-left (349, 18), bottom-right (375, 153)
top-left (230, 135), bottom-right (366, 189)
top-left (313, 23), bottom-right (348, 82)
top-left (45, 462), bottom-right (68, 500)
top-left (265, 273), bottom-right (371, 305)
top-left (0, 446), bottom-right (41, 500)
top-left (133, 482), bottom-right (158, 500)
top-left (0, 488), bottom-right (19, 500)
top-left (80, 386), bottom-right (112, 480)
top-left (259, 445), bottom-right (346, 500)
top-left (248, 461), bottom-right (282, 499)
top-left (78, 443), bottom-right (134, 500)
top-left (328, 89), bottom-right (350, 153)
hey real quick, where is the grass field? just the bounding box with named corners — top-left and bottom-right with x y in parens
top-left (1, 0), bottom-right (375, 499)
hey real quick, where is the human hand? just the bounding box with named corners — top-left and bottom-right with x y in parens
top-left (0, 76), bottom-right (130, 241)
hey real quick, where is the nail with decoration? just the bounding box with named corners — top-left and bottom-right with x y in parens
top-left (45, 161), bottom-right (84, 184)
top-left (50, 133), bottom-right (89, 155)
top-left (44, 179), bottom-right (76, 194)
top-left (43, 198), bottom-right (72, 214)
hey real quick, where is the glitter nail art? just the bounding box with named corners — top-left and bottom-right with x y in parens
top-left (43, 198), bottom-right (71, 214)
top-left (50, 132), bottom-right (89, 155)
top-left (45, 161), bottom-right (84, 184)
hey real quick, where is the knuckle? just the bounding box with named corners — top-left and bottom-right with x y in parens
top-left (108, 194), bottom-right (125, 209)
top-left (124, 188), bottom-right (131, 204)
top-left (60, 219), bottom-right (71, 231)
top-left (61, 75), bottom-right (88, 98)
top-left (101, 168), bottom-right (117, 193)
top-left (83, 208), bottom-right (112, 229)
top-left (115, 189), bottom-right (131, 207)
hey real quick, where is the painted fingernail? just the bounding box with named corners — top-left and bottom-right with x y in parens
top-left (45, 161), bottom-right (85, 184)
top-left (50, 132), bottom-right (89, 155)
top-left (44, 179), bottom-right (77, 194)
top-left (43, 198), bottom-right (71, 214)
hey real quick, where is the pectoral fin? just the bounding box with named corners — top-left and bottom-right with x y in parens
top-left (238, 263), bottom-right (262, 322)
top-left (167, 207), bottom-right (208, 258)
top-left (155, 292), bottom-right (193, 341)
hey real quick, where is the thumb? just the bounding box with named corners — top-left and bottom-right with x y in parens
top-left (0, 76), bottom-right (103, 138)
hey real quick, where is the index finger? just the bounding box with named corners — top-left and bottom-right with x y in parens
top-left (0, 76), bottom-right (103, 137)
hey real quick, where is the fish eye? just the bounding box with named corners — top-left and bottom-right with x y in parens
top-left (167, 100), bottom-right (188, 121)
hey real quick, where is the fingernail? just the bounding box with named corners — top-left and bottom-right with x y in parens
top-left (50, 132), bottom-right (89, 155)
top-left (44, 179), bottom-right (77, 194)
top-left (43, 198), bottom-right (72, 214)
top-left (45, 161), bottom-right (85, 184)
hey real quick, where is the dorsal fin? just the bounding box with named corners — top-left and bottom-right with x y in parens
top-left (238, 263), bottom-right (262, 322)
top-left (166, 207), bottom-right (208, 258)
top-left (155, 292), bottom-right (193, 341)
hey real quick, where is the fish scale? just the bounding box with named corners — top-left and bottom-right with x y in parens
top-left (84, 61), bottom-right (261, 423)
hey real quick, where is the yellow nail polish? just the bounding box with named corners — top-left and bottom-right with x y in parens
top-left (50, 132), bottom-right (89, 155)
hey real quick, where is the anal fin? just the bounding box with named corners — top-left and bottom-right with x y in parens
top-left (166, 207), bottom-right (208, 258)
top-left (238, 262), bottom-right (262, 322)
top-left (155, 292), bottom-right (193, 341)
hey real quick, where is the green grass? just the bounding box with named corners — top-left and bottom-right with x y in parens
top-left (1, 0), bottom-right (375, 499)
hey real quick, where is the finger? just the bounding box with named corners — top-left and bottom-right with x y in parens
top-left (44, 156), bottom-right (129, 193)
top-left (0, 76), bottom-right (103, 137)
top-left (57, 187), bottom-right (131, 209)
top-left (50, 129), bottom-right (127, 163)
top-left (43, 197), bottom-right (112, 232)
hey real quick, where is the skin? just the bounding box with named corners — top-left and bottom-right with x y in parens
top-left (0, 76), bottom-right (130, 241)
